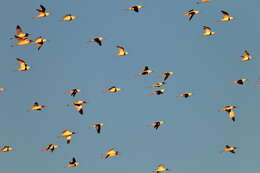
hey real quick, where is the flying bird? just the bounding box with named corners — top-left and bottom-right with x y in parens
top-left (0, 145), bottom-right (13, 152)
top-left (59, 130), bottom-right (76, 144)
top-left (41, 144), bottom-right (59, 152)
top-left (150, 89), bottom-right (166, 95)
top-left (65, 157), bottom-right (79, 168)
top-left (104, 148), bottom-right (119, 159)
top-left (219, 105), bottom-right (237, 122)
top-left (115, 46), bottom-right (128, 56)
top-left (90, 123), bottom-right (104, 134)
top-left (60, 14), bottom-right (76, 21)
top-left (33, 5), bottom-right (50, 18)
top-left (66, 89), bottom-right (80, 97)
top-left (11, 37), bottom-right (33, 47)
top-left (150, 82), bottom-right (166, 88)
top-left (11, 25), bottom-right (30, 40)
top-left (230, 78), bottom-right (248, 85)
top-left (241, 50), bottom-right (253, 61)
top-left (201, 26), bottom-right (215, 36)
top-left (183, 9), bottom-right (200, 21)
top-left (162, 72), bottom-right (174, 81)
top-left (196, 0), bottom-right (212, 4)
top-left (125, 5), bottom-right (144, 13)
top-left (153, 164), bottom-right (169, 173)
top-left (68, 100), bottom-right (87, 115)
top-left (222, 145), bottom-right (239, 153)
top-left (29, 102), bottom-right (45, 111)
top-left (218, 10), bottom-right (234, 22)
top-left (33, 36), bottom-right (47, 51)
top-left (105, 86), bottom-right (121, 93)
top-left (176, 92), bottom-right (193, 98)
top-left (149, 121), bottom-right (165, 130)
top-left (14, 58), bottom-right (31, 72)
top-left (135, 66), bottom-right (154, 76)
top-left (88, 37), bottom-right (104, 46)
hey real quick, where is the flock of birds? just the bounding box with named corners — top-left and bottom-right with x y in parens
top-left (0, 0), bottom-right (259, 171)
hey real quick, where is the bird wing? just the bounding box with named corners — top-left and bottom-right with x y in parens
top-left (34, 102), bottom-right (39, 106)
top-left (16, 25), bottom-right (23, 34)
top-left (144, 66), bottom-right (149, 71)
top-left (40, 5), bottom-right (46, 12)
top-left (117, 46), bottom-right (125, 54)
top-left (221, 10), bottom-right (230, 19)
top-left (228, 110), bottom-right (235, 121)
top-left (244, 50), bottom-right (249, 57)
top-left (203, 26), bottom-right (211, 34)
top-left (16, 58), bottom-right (26, 69)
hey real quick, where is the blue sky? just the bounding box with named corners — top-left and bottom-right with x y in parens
top-left (0, 0), bottom-right (260, 172)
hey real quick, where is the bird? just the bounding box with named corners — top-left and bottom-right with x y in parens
top-left (150, 82), bottom-right (166, 88)
top-left (68, 100), bottom-right (87, 115)
top-left (90, 123), bottom-right (104, 134)
top-left (33, 5), bottom-right (50, 18)
top-left (66, 89), bottom-right (80, 97)
top-left (218, 10), bottom-right (234, 22)
top-left (162, 72), bottom-right (174, 81)
top-left (222, 145), bottom-right (239, 153)
top-left (125, 5), bottom-right (144, 13)
top-left (230, 78), bottom-right (248, 85)
top-left (241, 50), bottom-right (253, 61)
top-left (14, 58), bottom-right (31, 72)
top-left (11, 25), bottom-right (30, 40)
top-left (88, 37), bottom-right (104, 46)
top-left (65, 157), bottom-right (79, 168)
top-left (104, 148), bottom-right (119, 159)
top-left (153, 164), bottom-right (169, 173)
top-left (29, 102), bottom-right (45, 111)
top-left (105, 86), bottom-right (121, 93)
top-left (135, 66), bottom-right (154, 76)
top-left (176, 92), bottom-right (193, 98)
top-left (0, 88), bottom-right (5, 92)
top-left (60, 14), bottom-right (76, 21)
top-left (115, 46), bottom-right (128, 56)
top-left (11, 37), bottom-right (34, 47)
top-left (219, 105), bottom-right (237, 122)
top-left (0, 145), bottom-right (13, 152)
top-left (150, 89), bottom-right (166, 95)
top-left (149, 121), bottom-right (165, 130)
top-left (201, 26), bottom-right (215, 36)
top-left (59, 130), bottom-right (76, 144)
top-left (183, 9), bottom-right (200, 21)
top-left (41, 144), bottom-right (59, 152)
top-left (196, 0), bottom-right (212, 4)
top-left (33, 36), bottom-right (47, 51)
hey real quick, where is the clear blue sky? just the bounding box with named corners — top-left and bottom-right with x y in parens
top-left (0, 0), bottom-right (260, 172)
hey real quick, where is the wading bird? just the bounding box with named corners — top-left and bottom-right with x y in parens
top-left (60, 14), bottom-right (76, 21)
top-left (65, 157), bottom-right (79, 168)
top-left (34, 36), bottom-right (47, 50)
top-left (177, 92), bottom-right (193, 98)
top-left (162, 72), bottom-right (174, 81)
top-left (105, 86), bottom-right (121, 93)
top-left (230, 78), bottom-right (248, 85)
top-left (0, 145), bottom-right (13, 152)
top-left (33, 5), bottom-right (50, 18)
top-left (150, 82), bottom-right (166, 88)
top-left (219, 105), bottom-right (237, 122)
top-left (11, 25), bottom-right (30, 40)
top-left (14, 58), bottom-right (31, 71)
top-left (151, 89), bottom-right (165, 95)
top-left (29, 102), bottom-right (45, 111)
top-left (222, 145), bottom-right (239, 153)
top-left (135, 66), bottom-right (154, 76)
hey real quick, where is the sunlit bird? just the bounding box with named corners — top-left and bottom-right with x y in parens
top-left (29, 102), bottom-right (45, 111)
top-left (135, 66), bottom-right (154, 76)
top-left (104, 148), bottom-right (119, 159)
top-left (176, 92), bottom-right (193, 98)
top-left (88, 37), bottom-right (104, 46)
top-left (115, 46), bottom-right (128, 56)
top-left (151, 89), bottom-right (166, 95)
top-left (222, 145), bottom-right (239, 154)
top-left (33, 36), bottom-right (47, 51)
top-left (41, 144), bottom-right (59, 152)
top-left (65, 157), bottom-right (79, 168)
top-left (230, 78), bottom-right (248, 85)
top-left (218, 10), bottom-right (234, 22)
top-left (33, 5), bottom-right (50, 18)
top-left (60, 14), bottom-right (76, 21)
top-left (183, 9), bottom-right (200, 21)
top-left (125, 5), bottom-right (144, 13)
top-left (196, 0), bottom-right (212, 4)
top-left (149, 121), bottom-right (165, 130)
top-left (163, 72), bottom-right (174, 81)
top-left (0, 145), bottom-right (13, 152)
top-left (12, 37), bottom-right (33, 47)
top-left (66, 89), bottom-right (80, 97)
top-left (105, 86), bottom-right (121, 93)
top-left (150, 82), bottom-right (166, 88)
top-left (14, 58), bottom-right (31, 72)
top-left (11, 25), bottom-right (30, 40)
top-left (201, 26), bottom-right (215, 36)
top-left (219, 105), bottom-right (237, 122)
top-left (59, 130), bottom-right (76, 144)
top-left (68, 100), bottom-right (87, 115)
top-left (241, 50), bottom-right (253, 62)
top-left (90, 123), bottom-right (104, 134)
top-left (153, 164), bottom-right (169, 173)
